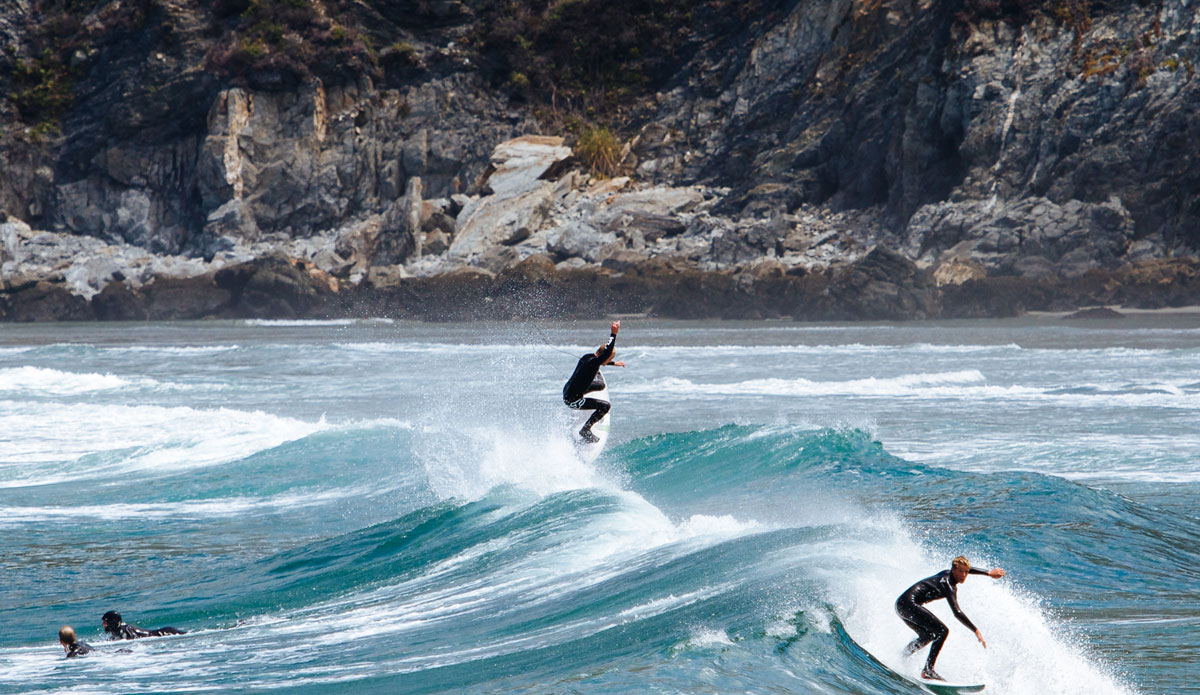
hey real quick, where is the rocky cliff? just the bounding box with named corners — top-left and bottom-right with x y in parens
top-left (1, 0), bottom-right (1198, 321)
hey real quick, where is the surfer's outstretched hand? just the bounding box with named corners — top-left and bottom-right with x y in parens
top-left (611, 320), bottom-right (621, 334)
top-left (975, 629), bottom-right (987, 648)
top-left (987, 567), bottom-right (1006, 579)
top-left (611, 361), bottom-right (626, 367)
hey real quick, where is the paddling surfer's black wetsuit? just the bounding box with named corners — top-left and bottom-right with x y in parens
top-left (895, 568), bottom-right (989, 674)
top-left (64, 641), bottom-right (93, 658)
top-left (106, 623), bottom-right (186, 640)
top-left (103, 611), bottom-right (186, 640)
top-left (562, 332), bottom-right (616, 439)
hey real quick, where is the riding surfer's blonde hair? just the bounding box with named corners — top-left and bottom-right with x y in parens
top-left (951, 556), bottom-right (971, 571)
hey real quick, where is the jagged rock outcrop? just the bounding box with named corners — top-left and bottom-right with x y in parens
top-left (1, 0), bottom-right (1199, 321)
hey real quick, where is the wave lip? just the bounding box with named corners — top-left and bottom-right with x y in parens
top-left (0, 366), bottom-right (153, 395)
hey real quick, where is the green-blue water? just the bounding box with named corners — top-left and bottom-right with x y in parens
top-left (2, 317), bottom-right (1197, 694)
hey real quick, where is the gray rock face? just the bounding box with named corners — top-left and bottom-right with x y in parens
top-left (904, 196), bottom-right (1135, 277)
top-left (1, 0), bottom-right (1199, 321)
top-left (635, 0), bottom-right (1200, 253)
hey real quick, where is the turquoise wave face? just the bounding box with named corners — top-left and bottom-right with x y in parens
top-left (2, 319), bottom-right (1197, 695)
top-left (6, 422), bottom-right (1193, 694)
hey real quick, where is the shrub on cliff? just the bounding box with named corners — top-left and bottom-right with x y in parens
top-left (576, 126), bottom-right (622, 178)
top-left (6, 0), bottom-right (156, 135)
top-left (206, 0), bottom-right (378, 89)
top-left (471, 0), bottom-right (780, 116)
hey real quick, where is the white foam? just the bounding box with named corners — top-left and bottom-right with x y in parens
top-left (0, 487), bottom-right (366, 524)
top-left (681, 626), bottom-right (736, 649)
top-left (105, 345), bottom-right (242, 355)
top-left (0, 366), bottom-right (153, 395)
top-left (0, 401), bottom-right (323, 487)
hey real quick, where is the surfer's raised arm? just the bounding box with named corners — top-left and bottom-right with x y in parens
top-left (602, 321), bottom-right (627, 367)
top-left (895, 556), bottom-right (1006, 682)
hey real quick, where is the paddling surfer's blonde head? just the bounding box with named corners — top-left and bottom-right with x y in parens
top-left (58, 626), bottom-right (77, 645)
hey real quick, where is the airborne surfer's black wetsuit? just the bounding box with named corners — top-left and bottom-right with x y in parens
top-left (562, 332), bottom-right (616, 441)
top-left (895, 568), bottom-right (989, 675)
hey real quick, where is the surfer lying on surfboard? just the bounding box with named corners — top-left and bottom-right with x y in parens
top-left (896, 556), bottom-right (1006, 681)
top-left (562, 320), bottom-right (626, 443)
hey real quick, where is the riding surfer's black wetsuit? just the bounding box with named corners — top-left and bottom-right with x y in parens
top-left (562, 332), bottom-right (616, 439)
top-left (895, 568), bottom-right (989, 674)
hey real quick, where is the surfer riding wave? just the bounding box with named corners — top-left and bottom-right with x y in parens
top-left (896, 556), bottom-right (1006, 681)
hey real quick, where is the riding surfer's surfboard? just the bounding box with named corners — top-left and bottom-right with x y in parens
top-left (909, 677), bottom-right (985, 694)
top-left (831, 617), bottom-right (985, 694)
top-left (572, 376), bottom-right (610, 462)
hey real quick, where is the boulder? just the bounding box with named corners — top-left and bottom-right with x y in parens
top-left (92, 281), bottom-right (147, 321)
top-left (546, 221), bottom-right (616, 263)
top-left (931, 257), bottom-right (986, 287)
top-left (449, 172), bottom-right (574, 262)
top-left (481, 135), bottom-right (573, 198)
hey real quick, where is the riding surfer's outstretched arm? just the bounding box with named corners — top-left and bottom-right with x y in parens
top-left (963, 567), bottom-right (1006, 648)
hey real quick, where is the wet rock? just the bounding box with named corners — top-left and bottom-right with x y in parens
top-left (3, 281), bottom-right (92, 322)
top-left (214, 255), bottom-right (335, 318)
top-left (141, 275), bottom-right (232, 320)
top-left (820, 246), bottom-right (938, 320)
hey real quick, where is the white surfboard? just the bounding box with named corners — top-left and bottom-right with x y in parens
top-left (905, 675), bottom-right (985, 694)
top-left (571, 377), bottom-right (610, 463)
top-left (832, 618), bottom-right (985, 694)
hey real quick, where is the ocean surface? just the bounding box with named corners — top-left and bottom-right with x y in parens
top-left (1, 316), bottom-right (1197, 695)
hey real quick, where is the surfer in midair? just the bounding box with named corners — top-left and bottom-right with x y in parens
top-left (563, 320), bottom-right (625, 443)
top-left (896, 556), bottom-right (1006, 681)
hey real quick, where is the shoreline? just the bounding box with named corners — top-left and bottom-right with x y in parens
top-left (1027, 305), bottom-right (1200, 317)
top-left (4, 253), bottom-right (1200, 324)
